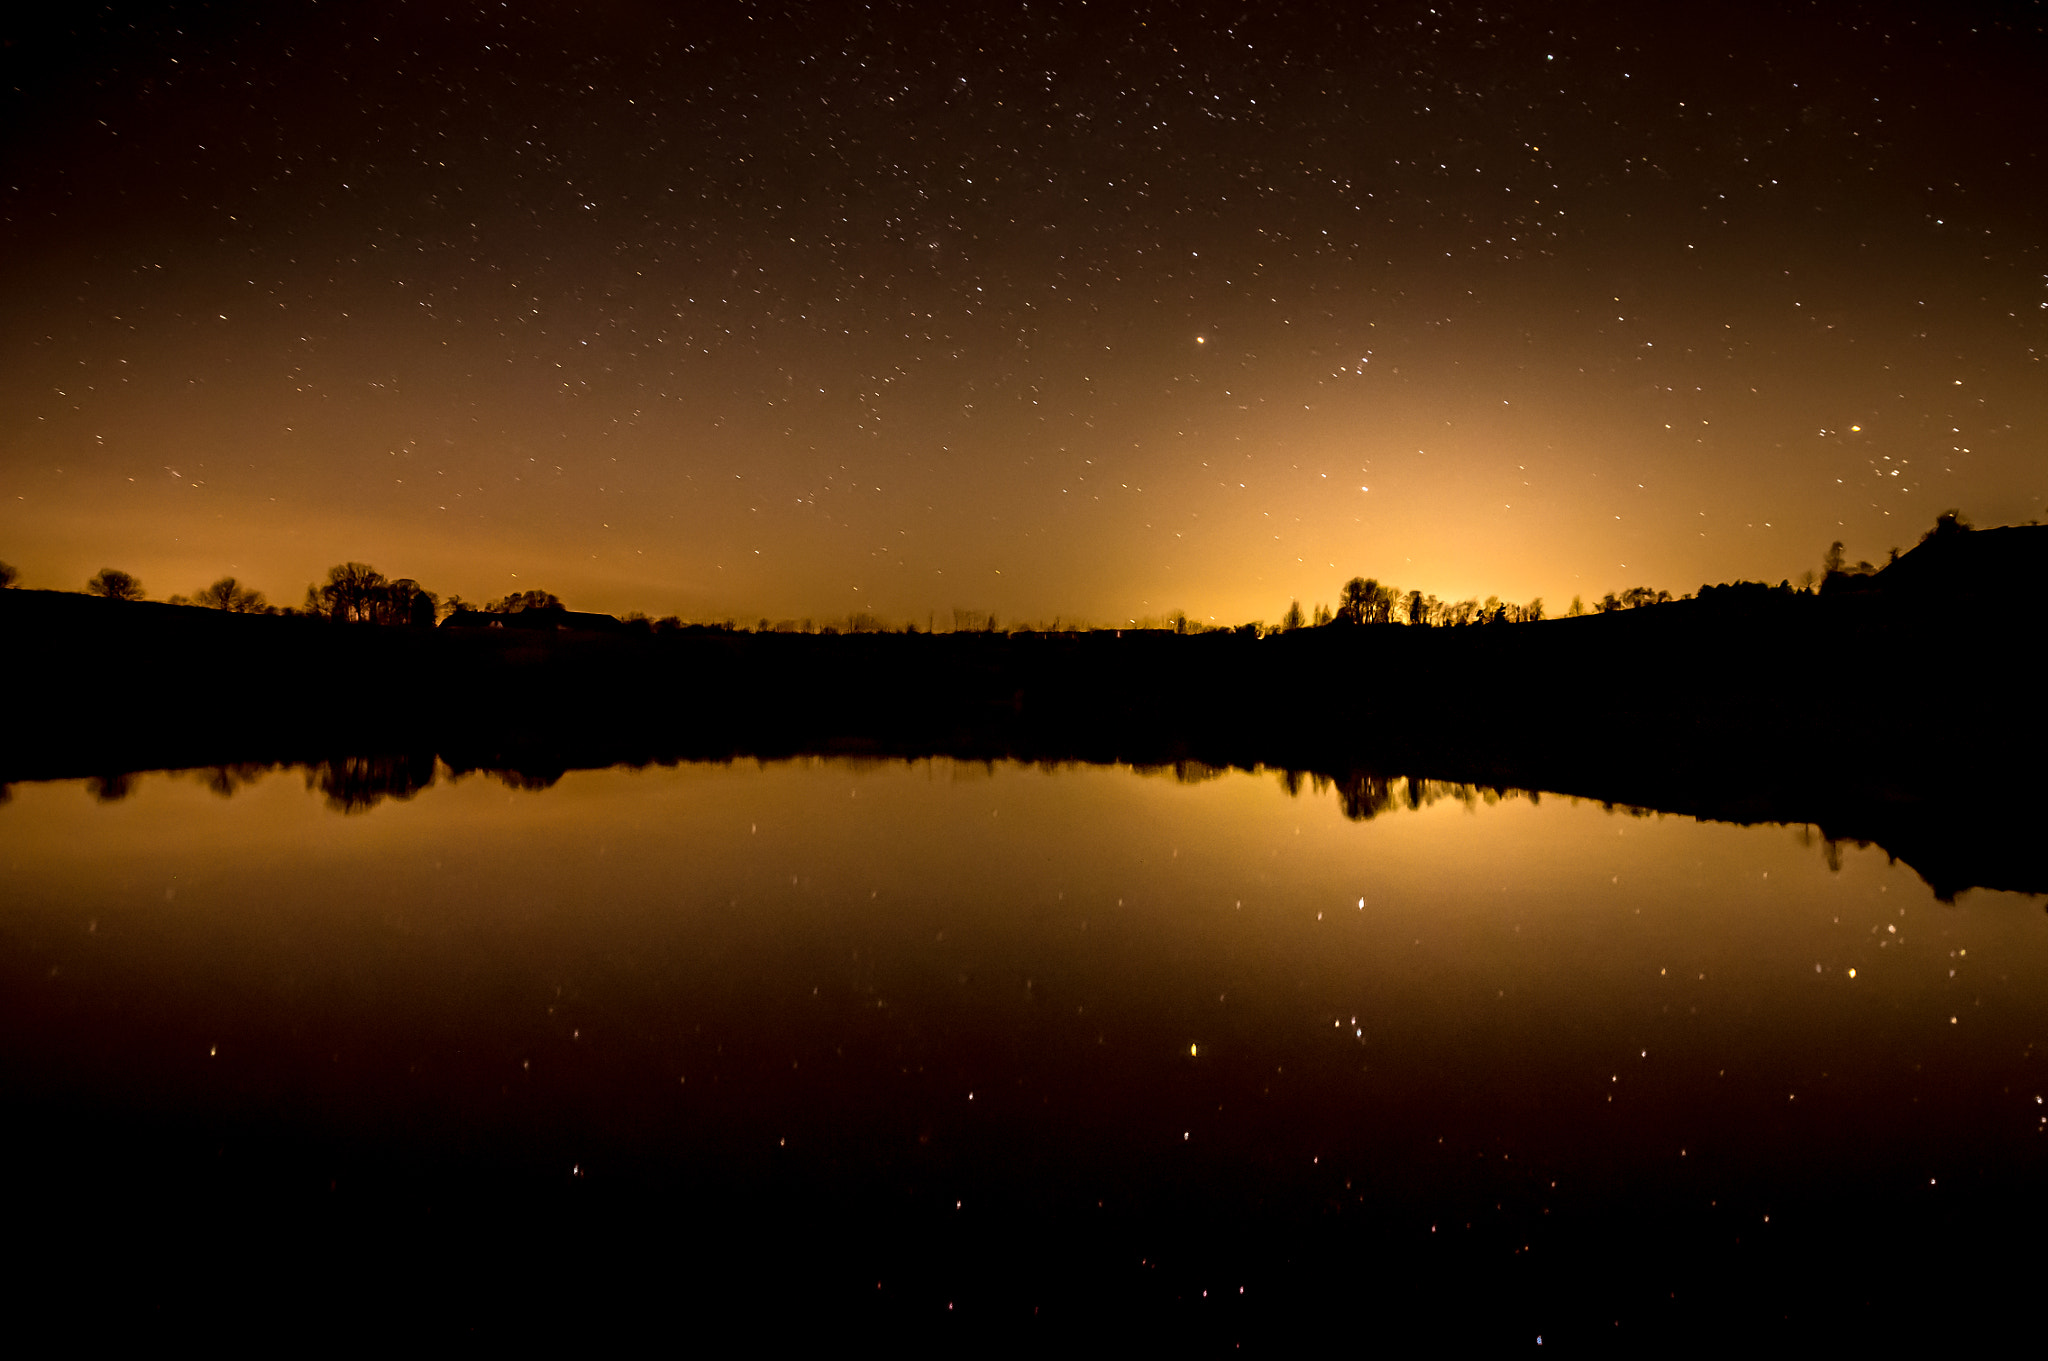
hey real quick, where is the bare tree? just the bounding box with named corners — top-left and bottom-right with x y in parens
top-left (318, 562), bottom-right (387, 622)
top-left (1337, 576), bottom-right (1371, 624)
top-left (195, 576), bottom-right (268, 612)
top-left (86, 568), bottom-right (145, 600)
top-left (1337, 576), bottom-right (1398, 625)
top-left (1281, 599), bottom-right (1305, 631)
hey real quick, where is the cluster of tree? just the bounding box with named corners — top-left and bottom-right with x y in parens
top-left (483, 589), bottom-right (564, 614)
top-left (1277, 601), bottom-right (1335, 630)
top-left (1594, 586), bottom-right (1674, 613)
top-left (1277, 578), bottom-right (1545, 630)
top-left (1694, 579), bottom-right (1811, 603)
top-left (66, 560), bottom-right (446, 626)
top-left (307, 562), bottom-right (438, 626)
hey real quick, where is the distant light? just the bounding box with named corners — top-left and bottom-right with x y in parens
top-left (1196, 336), bottom-right (1206, 345)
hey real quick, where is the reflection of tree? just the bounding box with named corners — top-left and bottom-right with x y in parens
top-left (86, 772), bottom-right (135, 802)
top-left (197, 764), bottom-right (271, 797)
top-left (305, 754), bottom-right (438, 813)
top-left (1309, 771), bottom-right (1529, 821)
top-left (493, 767), bottom-right (562, 792)
top-left (86, 568), bottom-right (145, 600)
top-left (1336, 770), bottom-right (1401, 820)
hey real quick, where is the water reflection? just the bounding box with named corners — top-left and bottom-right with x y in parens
top-left (2, 757), bottom-right (2042, 1338)
top-left (141, 750), bottom-right (2025, 907)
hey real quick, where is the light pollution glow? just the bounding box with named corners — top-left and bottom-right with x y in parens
top-left (3, 2), bottom-right (2041, 625)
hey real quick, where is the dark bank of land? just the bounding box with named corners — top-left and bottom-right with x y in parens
top-left (5, 523), bottom-right (2045, 899)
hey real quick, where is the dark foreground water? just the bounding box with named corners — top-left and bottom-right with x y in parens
top-left (3, 757), bottom-right (2043, 1342)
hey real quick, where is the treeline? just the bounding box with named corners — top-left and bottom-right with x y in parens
top-left (1278, 577), bottom-right (1548, 631)
top-left (4, 509), bottom-right (2021, 638)
top-left (65, 562), bottom-right (576, 630)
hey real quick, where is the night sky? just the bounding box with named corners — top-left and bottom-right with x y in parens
top-left (4, 1), bottom-right (2042, 626)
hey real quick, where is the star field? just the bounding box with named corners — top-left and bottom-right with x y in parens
top-left (3, 0), bottom-right (2042, 624)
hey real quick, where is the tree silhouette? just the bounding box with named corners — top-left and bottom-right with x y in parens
top-left (0, 560), bottom-right (17, 588)
top-left (317, 562), bottom-right (386, 621)
top-left (310, 563), bottom-right (438, 624)
top-left (1598, 586), bottom-right (1673, 612)
top-left (86, 772), bottom-right (135, 802)
top-left (1337, 576), bottom-right (1400, 624)
top-left (382, 577), bottom-right (438, 627)
top-left (1920, 509), bottom-right (1971, 544)
top-left (1281, 599), bottom-right (1305, 631)
top-left (488, 588), bottom-right (563, 614)
top-left (195, 576), bottom-right (268, 612)
top-left (1337, 576), bottom-right (1370, 624)
top-left (86, 568), bottom-right (145, 600)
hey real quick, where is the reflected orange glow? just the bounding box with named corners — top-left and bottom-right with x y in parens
top-left (5, 756), bottom-right (2043, 1331)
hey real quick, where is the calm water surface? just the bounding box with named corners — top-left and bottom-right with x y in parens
top-left (4, 758), bottom-right (2042, 1338)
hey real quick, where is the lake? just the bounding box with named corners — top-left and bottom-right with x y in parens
top-left (3, 756), bottom-right (2042, 1340)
